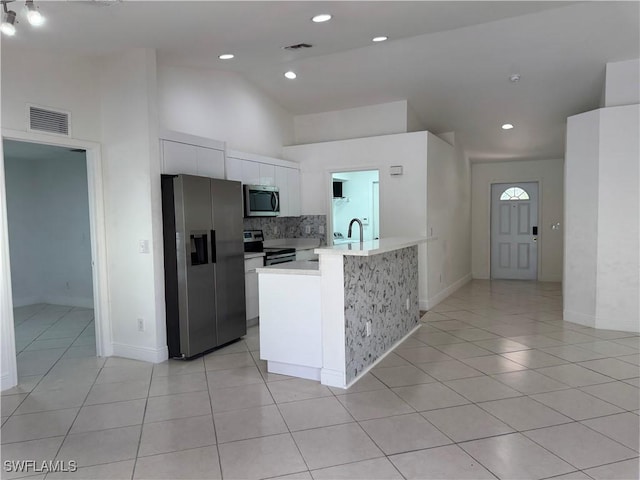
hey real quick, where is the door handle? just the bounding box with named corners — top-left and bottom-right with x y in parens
top-left (211, 230), bottom-right (217, 264)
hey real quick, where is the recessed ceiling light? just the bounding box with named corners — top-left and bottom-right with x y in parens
top-left (284, 71), bottom-right (297, 80)
top-left (509, 74), bottom-right (521, 83)
top-left (311, 14), bottom-right (332, 23)
top-left (218, 54), bottom-right (234, 60)
top-left (502, 123), bottom-right (514, 130)
top-left (372, 36), bottom-right (388, 42)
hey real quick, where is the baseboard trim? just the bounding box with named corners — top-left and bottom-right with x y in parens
top-left (320, 368), bottom-right (345, 388)
top-left (0, 371), bottom-right (18, 392)
top-left (268, 361), bottom-right (321, 381)
top-left (12, 296), bottom-right (94, 309)
top-left (112, 343), bottom-right (169, 364)
top-left (43, 296), bottom-right (94, 309)
top-left (422, 273), bottom-right (472, 310)
top-left (563, 309), bottom-right (596, 328)
top-left (336, 323), bottom-right (422, 390)
top-left (12, 297), bottom-right (42, 308)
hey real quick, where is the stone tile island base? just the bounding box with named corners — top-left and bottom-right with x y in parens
top-left (257, 238), bottom-right (425, 389)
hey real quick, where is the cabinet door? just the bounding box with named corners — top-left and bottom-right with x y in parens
top-left (242, 161), bottom-right (260, 185)
top-left (162, 140), bottom-right (197, 175)
top-left (274, 166), bottom-right (290, 217)
top-left (296, 249), bottom-right (317, 261)
top-left (258, 163), bottom-right (276, 186)
top-left (244, 257), bottom-right (263, 321)
top-left (196, 147), bottom-right (225, 179)
top-left (225, 157), bottom-right (243, 183)
top-left (288, 168), bottom-right (301, 217)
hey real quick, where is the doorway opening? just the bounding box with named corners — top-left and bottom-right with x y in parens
top-left (331, 170), bottom-right (379, 245)
top-left (5, 140), bottom-right (95, 380)
top-left (490, 182), bottom-right (539, 280)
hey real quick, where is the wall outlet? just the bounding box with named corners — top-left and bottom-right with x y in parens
top-left (274, 226), bottom-right (279, 235)
top-left (366, 321), bottom-right (372, 337)
top-left (319, 225), bottom-right (325, 234)
top-left (406, 298), bottom-right (410, 311)
top-left (137, 318), bottom-right (145, 332)
top-left (305, 225), bottom-right (311, 234)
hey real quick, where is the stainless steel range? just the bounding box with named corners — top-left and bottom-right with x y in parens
top-left (243, 230), bottom-right (296, 266)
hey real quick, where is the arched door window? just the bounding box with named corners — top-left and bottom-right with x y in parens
top-left (499, 186), bottom-right (530, 201)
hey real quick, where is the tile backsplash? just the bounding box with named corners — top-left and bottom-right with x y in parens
top-left (243, 215), bottom-right (327, 245)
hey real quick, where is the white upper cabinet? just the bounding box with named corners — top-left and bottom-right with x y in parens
top-left (242, 161), bottom-right (260, 185)
top-left (288, 167), bottom-right (301, 217)
top-left (162, 140), bottom-right (198, 176)
top-left (225, 156), bottom-right (243, 183)
top-left (274, 166), bottom-right (301, 217)
top-left (160, 132), bottom-right (226, 179)
top-left (196, 146), bottom-right (225, 179)
top-left (275, 166), bottom-right (290, 216)
top-left (224, 149), bottom-right (302, 217)
top-left (259, 163), bottom-right (276, 186)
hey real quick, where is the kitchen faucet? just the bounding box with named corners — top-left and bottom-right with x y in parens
top-left (348, 218), bottom-right (364, 243)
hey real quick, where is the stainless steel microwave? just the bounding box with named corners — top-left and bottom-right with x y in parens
top-left (244, 185), bottom-right (280, 217)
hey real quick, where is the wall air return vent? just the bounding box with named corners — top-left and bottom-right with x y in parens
top-left (27, 105), bottom-right (71, 136)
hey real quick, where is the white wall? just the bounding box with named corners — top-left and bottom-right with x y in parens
top-left (5, 154), bottom-right (93, 307)
top-left (564, 111), bottom-right (599, 326)
top-left (284, 131), bottom-right (470, 308)
top-left (565, 105), bottom-right (640, 332)
top-left (595, 105), bottom-right (639, 332)
top-left (605, 59), bottom-right (640, 107)
top-left (100, 49), bottom-right (167, 362)
top-left (426, 133), bottom-right (472, 305)
top-left (1, 47), bottom-right (102, 141)
top-left (565, 57), bottom-right (640, 333)
top-left (293, 101), bottom-right (413, 145)
top-left (471, 159), bottom-right (564, 282)
top-left (406, 103), bottom-right (426, 133)
top-left (332, 170), bottom-right (379, 242)
top-left (0, 38), bottom-right (19, 390)
top-left (157, 63), bottom-right (293, 158)
top-left (284, 132), bottom-right (429, 302)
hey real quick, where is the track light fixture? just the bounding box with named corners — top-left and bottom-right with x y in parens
top-left (1, 0), bottom-right (45, 36)
top-left (25, 0), bottom-right (43, 26)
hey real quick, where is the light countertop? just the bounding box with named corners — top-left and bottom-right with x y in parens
top-left (314, 237), bottom-right (427, 257)
top-left (256, 260), bottom-right (320, 276)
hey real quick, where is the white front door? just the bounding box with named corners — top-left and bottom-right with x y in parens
top-left (491, 182), bottom-right (538, 280)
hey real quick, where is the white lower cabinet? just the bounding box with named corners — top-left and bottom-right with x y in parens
top-left (244, 256), bottom-right (264, 324)
top-left (295, 249), bottom-right (318, 261)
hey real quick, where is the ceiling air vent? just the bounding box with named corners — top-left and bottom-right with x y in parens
top-left (283, 43), bottom-right (313, 50)
top-left (28, 105), bottom-right (71, 136)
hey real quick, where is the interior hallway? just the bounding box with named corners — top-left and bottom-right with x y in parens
top-left (1, 281), bottom-right (638, 479)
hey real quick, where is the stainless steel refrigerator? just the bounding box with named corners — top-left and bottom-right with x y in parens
top-left (161, 174), bottom-right (246, 359)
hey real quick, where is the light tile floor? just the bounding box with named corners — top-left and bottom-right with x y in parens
top-left (1, 281), bottom-right (639, 479)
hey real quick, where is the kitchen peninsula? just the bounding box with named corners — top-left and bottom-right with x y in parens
top-left (257, 237), bottom-right (425, 389)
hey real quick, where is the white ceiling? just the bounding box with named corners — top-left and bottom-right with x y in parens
top-left (3, 1), bottom-right (639, 161)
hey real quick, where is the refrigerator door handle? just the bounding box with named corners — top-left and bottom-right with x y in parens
top-left (211, 230), bottom-right (217, 264)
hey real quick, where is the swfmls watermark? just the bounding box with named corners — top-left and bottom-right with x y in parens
top-left (4, 460), bottom-right (78, 474)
